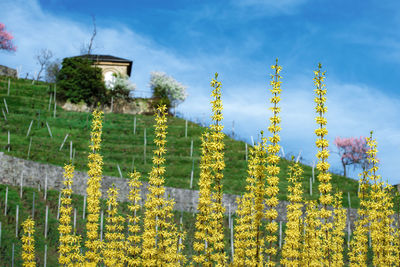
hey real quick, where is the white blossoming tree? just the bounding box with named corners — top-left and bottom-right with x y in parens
top-left (149, 71), bottom-right (188, 111)
top-left (106, 72), bottom-right (136, 101)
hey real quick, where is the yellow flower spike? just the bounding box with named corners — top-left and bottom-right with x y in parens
top-left (331, 191), bottom-right (346, 267)
top-left (126, 170), bottom-right (143, 266)
top-left (58, 163), bottom-right (84, 265)
top-left (85, 108), bottom-right (104, 265)
top-left (313, 63), bottom-right (334, 265)
top-left (104, 184), bottom-right (125, 267)
top-left (21, 217), bottom-right (36, 267)
top-left (281, 157), bottom-right (304, 266)
top-left (301, 201), bottom-right (322, 266)
top-left (263, 59), bottom-right (282, 266)
top-left (142, 105), bottom-right (185, 266)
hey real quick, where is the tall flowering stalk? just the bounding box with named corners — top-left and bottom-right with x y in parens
top-left (141, 105), bottom-right (184, 266)
top-left (21, 217), bottom-right (36, 267)
top-left (348, 161), bottom-right (370, 266)
top-left (103, 184), bottom-right (126, 266)
top-left (331, 191), bottom-right (346, 266)
top-left (313, 63), bottom-right (333, 264)
top-left (209, 73), bottom-right (227, 266)
top-left (281, 157), bottom-right (304, 266)
top-left (301, 201), bottom-right (321, 265)
top-left (84, 108), bottom-right (104, 264)
top-left (58, 163), bottom-right (83, 265)
top-left (126, 170), bottom-right (143, 266)
top-left (263, 59), bottom-right (282, 265)
top-left (233, 147), bottom-right (258, 266)
top-left (193, 131), bottom-right (214, 266)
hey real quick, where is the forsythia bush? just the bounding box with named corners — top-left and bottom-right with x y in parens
top-left (20, 60), bottom-right (400, 267)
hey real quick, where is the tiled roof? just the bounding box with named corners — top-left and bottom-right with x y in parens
top-left (71, 54), bottom-right (133, 76)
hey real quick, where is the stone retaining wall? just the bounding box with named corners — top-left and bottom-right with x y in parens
top-left (0, 152), bottom-right (362, 227)
top-left (0, 65), bottom-right (17, 78)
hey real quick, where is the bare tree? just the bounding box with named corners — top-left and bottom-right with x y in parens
top-left (35, 49), bottom-right (53, 81)
top-left (80, 15), bottom-right (97, 55)
top-left (45, 59), bottom-right (61, 83)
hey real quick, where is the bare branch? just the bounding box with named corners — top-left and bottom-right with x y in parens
top-left (35, 49), bottom-right (53, 81)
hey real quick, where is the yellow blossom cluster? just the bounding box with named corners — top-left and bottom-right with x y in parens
top-left (301, 201), bottom-right (321, 265)
top-left (263, 58), bottom-right (282, 266)
top-left (331, 191), bottom-right (346, 266)
top-left (141, 105), bottom-right (185, 266)
top-left (126, 170), bottom-right (143, 266)
top-left (281, 157), bottom-right (304, 266)
top-left (58, 163), bottom-right (84, 265)
top-left (84, 108), bottom-right (104, 265)
top-left (103, 184), bottom-right (126, 266)
top-left (21, 217), bottom-right (36, 267)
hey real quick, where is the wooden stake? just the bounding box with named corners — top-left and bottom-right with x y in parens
top-left (133, 116), bottom-right (136, 135)
top-left (73, 208), bottom-right (77, 232)
top-left (44, 174), bottom-right (47, 200)
top-left (70, 141), bottom-right (72, 160)
top-left (100, 210), bottom-right (104, 241)
top-left (44, 244), bottom-right (47, 267)
top-left (117, 164), bottom-right (123, 178)
top-left (59, 133), bottom-right (69, 151)
top-left (310, 177), bottom-right (312, 196)
top-left (228, 204), bottom-right (231, 229)
top-left (83, 194), bottom-right (86, 219)
top-left (250, 136), bottom-right (254, 146)
top-left (296, 150), bottom-right (302, 163)
top-left (4, 186), bottom-right (8, 216)
top-left (56, 192), bottom-right (61, 220)
top-left (2, 108), bottom-right (7, 121)
top-left (190, 139), bottom-right (193, 157)
top-left (231, 218), bottom-right (234, 261)
top-left (348, 192), bottom-right (351, 209)
top-left (46, 121), bottom-right (52, 138)
top-left (15, 205), bottom-right (19, 237)
top-left (26, 120), bottom-right (33, 137)
top-left (3, 98), bottom-right (8, 114)
top-left (7, 131), bottom-right (10, 152)
top-left (19, 172), bottom-right (23, 198)
top-left (347, 220), bottom-right (351, 248)
top-left (7, 79), bottom-right (10, 96)
top-left (45, 205), bottom-right (49, 239)
top-left (281, 146), bottom-right (285, 158)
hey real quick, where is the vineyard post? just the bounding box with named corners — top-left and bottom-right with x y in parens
top-left (111, 96), bottom-right (114, 113)
top-left (347, 220), bottom-right (351, 248)
top-left (19, 172), bottom-right (23, 198)
top-left (100, 210), bottom-right (104, 241)
top-left (251, 135), bottom-right (254, 146)
top-left (7, 79), bottom-right (10, 96)
top-left (228, 204), bottom-right (231, 229)
top-left (347, 192), bottom-right (351, 208)
top-left (83, 194), bottom-right (86, 219)
top-left (44, 174), bottom-right (47, 200)
top-left (231, 217), bottom-right (234, 261)
top-left (357, 182), bottom-right (360, 194)
top-left (46, 121), bottom-right (52, 138)
top-left (133, 116), bottom-right (136, 135)
top-left (3, 98), bottom-right (8, 113)
top-left (27, 137), bottom-right (32, 159)
top-left (4, 186), bottom-right (8, 215)
top-left (45, 205), bottom-right (49, 239)
top-left (7, 131), bottom-right (10, 152)
top-left (281, 146), bottom-right (285, 158)
top-left (2, 108), bottom-right (7, 121)
top-left (26, 120), bottom-right (33, 137)
top-left (32, 191), bottom-right (35, 219)
top-left (15, 205), bottom-right (19, 237)
top-left (59, 133), bottom-right (69, 151)
top-left (70, 141), bottom-right (72, 160)
top-left (279, 220), bottom-right (282, 248)
top-left (73, 208), bottom-right (77, 233)
top-left (310, 177), bottom-right (312, 196)
top-left (245, 143), bottom-right (248, 161)
top-left (190, 139), bottom-right (193, 157)
top-left (44, 244), bottom-right (47, 267)
top-left (190, 159), bottom-right (194, 189)
top-left (117, 164), bottom-right (123, 178)
top-left (296, 150), bottom-right (302, 163)
top-left (56, 192), bottom-right (61, 220)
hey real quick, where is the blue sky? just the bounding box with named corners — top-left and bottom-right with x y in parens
top-left (2, 0), bottom-right (400, 184)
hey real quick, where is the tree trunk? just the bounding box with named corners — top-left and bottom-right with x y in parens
top-left (342, 160), bottom-right (346, 177)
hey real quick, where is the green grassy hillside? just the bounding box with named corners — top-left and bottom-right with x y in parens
top-left (0, 76), bottom-right (360, 207)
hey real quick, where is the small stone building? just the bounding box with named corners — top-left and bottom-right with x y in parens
top-left (73, 54), bottom-right (133, 87)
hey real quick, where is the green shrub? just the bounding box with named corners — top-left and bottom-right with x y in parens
top-left (57, 57), bottom-right (107, 106)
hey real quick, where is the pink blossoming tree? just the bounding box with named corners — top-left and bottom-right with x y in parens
top-left (334, 136), bottom-right (372, 177)
top-left (0, 23), bottom-right (16, 52)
